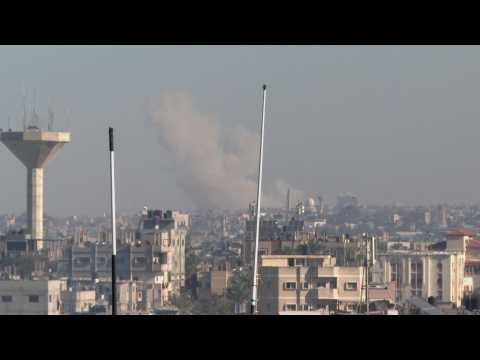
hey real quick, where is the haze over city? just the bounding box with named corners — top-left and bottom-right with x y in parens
top-left (1, 45), bottom-right (480, 216)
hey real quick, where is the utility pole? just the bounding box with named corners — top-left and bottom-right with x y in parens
top-left (364, 233), bottom-right (369, 315)
top-left (251, 84), bottom-right (267, 315)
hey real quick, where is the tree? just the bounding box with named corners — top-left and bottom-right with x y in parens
top-left (227, 268), bottom-right (252, 305)
top-left (170, 292), bottom-right (194, 315)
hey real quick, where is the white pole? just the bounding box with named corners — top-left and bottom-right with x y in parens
top-left (109, 127), bottom-right (117, 315)
top-left (251, 84), bottom-right (267, 314)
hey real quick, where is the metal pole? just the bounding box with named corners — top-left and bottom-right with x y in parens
top-left (365, 235), bottom-right (369, 315)
top-left (109, 127), bottom-right (117, 315)
top-left (251, 84), bottom-right (267, 315)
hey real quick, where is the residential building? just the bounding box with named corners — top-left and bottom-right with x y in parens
top-left (258, 255), bottom-right (364, 315)
top-left (0, 279), bottom-right (67, 315)
top-left (376, 250), bottom-right (465, 307)
top-left (61, 287), bottom-right (96, 314)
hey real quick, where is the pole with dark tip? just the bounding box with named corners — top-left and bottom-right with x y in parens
top-left (251, 84), bottom-right (267, 315)
top-left (109, 127), bottom-right (117, 315)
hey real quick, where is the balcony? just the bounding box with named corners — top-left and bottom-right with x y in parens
top-left (316, 267), bottom-right (338, 277)
top-left (307, 288), bottom-right (338, 300)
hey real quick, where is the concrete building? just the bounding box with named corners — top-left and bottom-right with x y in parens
top-left (376, 250), bottom-right (465, 307)
top-left (197, 260), bottom-right (232, 299)
top-left (61, 287), bottom-right (96, 314)
top-left (0, 279), bottom-right (67, 315)
top-left (258, 255), bottom-right (364, 314)
top-left (243, 218), bottom-right (311, 265)
top-left (0, 128), bottom-right (70, 251)
top-left (136, 209), bottom-right (189, 293)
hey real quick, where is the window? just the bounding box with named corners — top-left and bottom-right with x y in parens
top-left (288, 258), bottom-right (294, 267)
top-left (302, 282), bottom-right (309, 290)
top-left (284, 282), bottom-right (297, 290)
top-left (391, 262), bottom-right (402, 300)
top-left (74, 257), bottom-right (90, 267)
top-left (410, 260), bottom-right (423, 297)
top-left (437, 274), bottom-right (443, 288)
top-left (49, 295), bottom-right (52, 303)
top-left (294, 258), bottom-right (306, 267)
top-left (133, 257), bottom-right (146, 267)
top-left (1, 295), bottom-right (12, 303)
top-left (317, 278), bottom-right (337, 289)
top-left (344, 282), bottom-right (357, 291)
top-left (284, 304), bottom-right (296, 311)
top-left (300, 304), bottom-right (309, 311)
top-left (437, 262), bottom-right (443, 272)
top-left (317, 279), bottom-right (327, 288)
top-left (28, 295), bottom-right (40, 303)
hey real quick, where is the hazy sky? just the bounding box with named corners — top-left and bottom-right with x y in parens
top-left (1, 45), bottom-right (480, 216)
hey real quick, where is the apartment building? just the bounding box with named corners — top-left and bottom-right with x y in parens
top-left (137, 209), bottom-right (189, 292)
top-left (376, 251), bottom-right (465, 307)
top-left (0, 279), bottom-right (67, 315)
top-left (243, 218), bottom-right (312, 265)
top-left (258, 255), bottom-right (364, 315)
top-left (197, 260), bottom-right (232, 299)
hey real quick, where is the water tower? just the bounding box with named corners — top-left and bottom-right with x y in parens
top-left (0, 126), bottom-right (70, 250)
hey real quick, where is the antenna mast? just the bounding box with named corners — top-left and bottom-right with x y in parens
top-left (48, 103), bottom-right (54, 131)
top-left (22, 89), bottom-right (27, 131)
top-left (286, 188), bottom-right (290, 223)
top-left (109, 127), bottom-right (117, 315)
top-left (251, 84), bottom-right (267, 315)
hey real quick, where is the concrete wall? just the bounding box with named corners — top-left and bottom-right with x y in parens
top-left (0, 279), bottom-right (66, 315)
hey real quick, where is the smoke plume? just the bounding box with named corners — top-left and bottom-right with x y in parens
top-left (149, 91), bottom-right (303, 210)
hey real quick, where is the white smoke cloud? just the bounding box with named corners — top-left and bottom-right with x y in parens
top-left (149, 91), bottom-right (304, 210)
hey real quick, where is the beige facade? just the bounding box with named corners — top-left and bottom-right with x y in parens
top-left (197, 261), bottom-right (232, 299)
top-left (258, 255), bottom-right (364, 315)
top-left (135, 209), bottom-right (190, 303)
top-left (62, 289), bottom-right (96, 314)
top-left (0, 279), bottom-right (67, 315)
top-left (376, 250), bottom-right (465, 307)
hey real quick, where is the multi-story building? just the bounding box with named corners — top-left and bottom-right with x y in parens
top-left (258, 255), bottom-right (364, 315)
top-left (243, 218), bottom-right (311, 265)
top-left (196, 260), bottom-right (232, 299)
top-left (376, 250), bottom-right (465, 307)
top-left (0, 279), bottom-right (67, 315)
top-left (136, 209), bottom-right (189, 293)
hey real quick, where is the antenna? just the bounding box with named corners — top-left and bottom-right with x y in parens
top-left (286, 188), bottom-right (290, 223)
top-left (251, 84), bottom-right (267, 315)
top-left (109, 127), bottom-right (117, 315)
top-left (48, 102), bottom-right (54, 131)
top-left (22, 88), bottom-right (27, 131)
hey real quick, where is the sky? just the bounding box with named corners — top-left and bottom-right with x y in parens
top-left (1, 45), bottom-right (480, 216)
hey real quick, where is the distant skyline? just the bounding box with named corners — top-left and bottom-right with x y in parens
top-left (2, 46), bottom-right (480, 215)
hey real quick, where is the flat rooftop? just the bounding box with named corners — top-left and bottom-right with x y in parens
top-left (0, 131), bottom-right (70, 143)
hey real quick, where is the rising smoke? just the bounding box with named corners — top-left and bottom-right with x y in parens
top-left (149, 91), bottom-right (303, 210)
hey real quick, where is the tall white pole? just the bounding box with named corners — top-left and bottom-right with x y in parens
top-left (109, 127), bottom-right (117, 315)
top-left (251, 84), bottom-right (267, 314)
